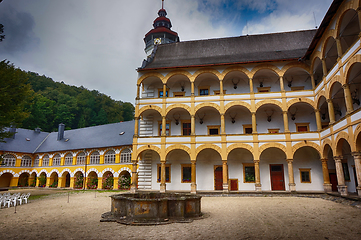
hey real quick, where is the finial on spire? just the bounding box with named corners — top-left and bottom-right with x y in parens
top-left (162, 0), bottom-right (164, 9)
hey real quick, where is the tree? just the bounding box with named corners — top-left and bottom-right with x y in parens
top-left (0, 60), bottom-right (33, 141)
top-left (0, 24), bottom-right (4, 42)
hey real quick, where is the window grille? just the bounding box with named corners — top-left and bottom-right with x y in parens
top-left (120, 148), bottom-right (132, 163)
top-left (3, 154), bottom-right (16, 167)
top-left (53, 154), bottom-right (61, 166)
top-left (64, 153), bottom-right (73, 166)
top-left (21, 155), bottom-right (32, 167)
top-left (90, 151), bottom-right (100, 164)
top-left (104, 150), bottom-right (115, 164)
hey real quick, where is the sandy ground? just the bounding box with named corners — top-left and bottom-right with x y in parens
top-left (1, 189), bottom-right (361, 240)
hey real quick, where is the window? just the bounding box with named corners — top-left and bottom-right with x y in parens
top-left (64, 153), bottom-right (73, 166)
top-left (3, 154), bottom-right (16, 167)
top-left (90, 151), bottom-right (100, 164)
top-left (268, 128), bottom-right (279, 133)
top-left (299, 169), bottom-right (311, 183)
top-left (208, 125), bottom-right (220, 135)
top-left (159, 121), bottom-right (171, 136)
top-left (53, 154), bottom-right (61, 166)
top-left (291, 86), bottom-right (304, 91)
top-left (158, 88), bottom-right (169, 97)
top-left (257, 87), bottom-right (271, 92)
top-left (182, 121), bottom-right (191, 136)
top-left (77, 152), bottom-right (86, 165)
top-left (199, 87), bottom-right (209, 96)
top-left (34, 156), bottom-right (39, 167)
top-left (42, 155), bottom-right (49, 166)
top-left (21, 155), bottom-right (32, 167)
top-left (243, 163), bottom-right (255, 183)
top-left (173, 92), bottom-right (185, 97)
top-left (296, 123), bottom-right (309, 132)
top-left (181, 164), bottom-right (191, 183)
top-left (157, 164), bottom-right (171, 182)
top-left (243, 124), bottom-right (253, 134)
top-left (105, 150), bottom-right (116, 164)
top-left (121, 148), bottom-right (132, 163)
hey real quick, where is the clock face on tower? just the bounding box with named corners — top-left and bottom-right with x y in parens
top-left (154, 38), bottom-right (162, 45)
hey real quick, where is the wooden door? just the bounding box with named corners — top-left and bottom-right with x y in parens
top-left (329, 173), bottom-right (338, 191)
top-left (270, 164), bottom-right (285, 191)
top-left (214, 166), bottom-right (223, 190)
top-left (230, 179), bottom-right (238, 191)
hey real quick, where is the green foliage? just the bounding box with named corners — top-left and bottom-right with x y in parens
top-left (102, 173), bottom-right (114, 189)
top-left (20, 69), bottom-right (134, 132)
top-left (0, 60), bottom-right (33, 142)
top-left (87, 176), bottom-right (98, 189)
top-left (118, 175), bottom-right (131, 190)
top-left (0, 23), bottom-right (4, 42)
top-left (74, 173), bottom-right (84, 189)
top-left (38, 174), bottom-right (46, 187)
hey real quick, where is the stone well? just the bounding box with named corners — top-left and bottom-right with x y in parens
top-left (101, 192), bottom-right (202, 225)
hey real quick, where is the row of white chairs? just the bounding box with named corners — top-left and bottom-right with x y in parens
top-left (0, 192), bottom-right (31, 208)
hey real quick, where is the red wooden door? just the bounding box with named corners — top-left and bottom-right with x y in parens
top-left (230, 179), bottom-right (238, 191)
top-left (214, 166), bottom-right (223, 190)
top-left (270, 164), bottom-right (285, 191)
top-left (329, 173), bottom-right (338, 192)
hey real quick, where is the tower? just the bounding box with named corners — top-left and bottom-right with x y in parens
top-left (144, 0), bottom-right (179, 56)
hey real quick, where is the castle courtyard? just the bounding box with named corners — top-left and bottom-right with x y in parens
top-left (1, 189), bottom-right (361, 239)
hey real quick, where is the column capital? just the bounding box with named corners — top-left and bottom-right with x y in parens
top-left (134, 116), bottom-right (140, 120)
top-left (283, 111), bottom-right (288, 114)
top-left (320, 158), bottom-right (328, 163)
top-left (342, 84), bottom-right (350, 89)
top-left (253, 159), bottom-right (260, 164)
top-left (251, 111), bottom-right (256, 115)
top-left (137, 83), bottom-right (140, 87)
top-left (333, 156), bottom-right (342, 162)
top-left (286, 159), bottom-right (293, 163)
top-left (314, 109), bottom-right (320, 113)
top-left (352, 152), bottom-right (361, 158)
top-left (327, 99), bottom-right (333, 103)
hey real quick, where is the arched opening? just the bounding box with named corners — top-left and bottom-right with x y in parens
top-left (49, 172), bottom-right (58, 188)
top-left (196, 148), bottom-right (222, 190)
top-left (2, 154), bottom-right (16, 167)
top-left (76, 152), bottom-right (86, 165)
top-left (323, 37), bottom-right (338, 73)
top-left (29, 172), bottom-right (37, 187)
top-left (195, 106), bottom-right (221, 135)
top-left (166, 149), bottom-right (191, 191)
top-left (227, 148), bottom-right (254, 191)
top-left (104, 150), bottom-right (116, 164)
top-left (120, 148), bottom-right (132, 163)
top-left (60, 171), bottom-right (71, 188)
top-left (87, 171), bottom-right (98, 189)
top-left (260, 147), bottom-right (287, 191)
top-left (90, 151), bottom-right (100, 164)
top-left (18, 172), bottom-right (30, 187)
top-left (74, 171), bottom-right (84, 189)
top-left (0, 172), bottom-right (13, 188)
top-left (118, 170), bottom-right (131, 190)
top-left (330, 81), bottom-right (346, 122)
top-left (21, 155), bottom-right (32, 167)
top-left (38, 172), bottom-right (47, 187)
top-left (102, 171), bottom-right (114, 189)
top-left (64, 153), bottom-right (73, 166)
top-left (223, 70), bottom-right (250, 94)
top-left (166, 107), bottom-right (191, 136)
top-left (313, 57), bottom-right (323, 86)
top-left (194, 73), bottom-right (219, 96)
top-left (53, 154), bottom-right (61, 166)
top-left (42, 154), bottom-right (49, 166)
top-left (141, 76), bottom-right (164, 98)
top-left (323, 144), bottom-right (337, 191)
top-left (336, 138), bottom-right (356, 193)
top-left (137, 149), bottom-right (161, 190)
top-left (293, 146), bottom-right (323, 191)
top-left (166, 74), bottom-right (191, 97)
top-left (283, 67), bottom-right (312, 91)
top-left (253, 69), bottom-right (280, 93)
top-left (339, 9), bottom-right (360, 55)
top-left (317, 96), bottom-right (330, 128)
top-left (288, 102), bottom-right (317, 132)
top-left (225, 105), bottom-right (252, 134)
top-left (139, 109), bottom-right (162, 137)
top-left (256, 104), bottom-right (283, 133)
top-left (346, 62), bottom-right (361, 111)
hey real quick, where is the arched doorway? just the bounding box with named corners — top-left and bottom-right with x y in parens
top-left (118, 171), bottom-right (131, 190)
top-left (74, 171), bottom-right (84, 189)
top-left (227, 148), bottom-right (254, 191)
top-left (196, 148), bottom-right (222, 191)
top-left (260, 147), bottom-right (287, 191)
top-left (102, 171), bottom-right (114, 189)
top-left (18, 172), bottom-right (30, 187)
top-left (0, 172), bottom-right (13, 188)
top-left (38, 172), bottom-right (47, 187)
top-left (49, 172), bottom-right (58, 188)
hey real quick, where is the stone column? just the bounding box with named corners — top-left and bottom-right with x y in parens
top-left (163, 83), bottom-right (167, 98)
top-left (252, 112), bottom-right (257, 133)
top-left (46, 177), bottom-right (51, 188)
top-left (191, 82), bottom-right (195, 96)
top-left (311, 74), bottom-right (316, 89)
top-left (322, 58), bottom-right (328, 77)
top-left (191, 160), bottom-right (197, 194)
top-left (334, 156), bottom-right (347, 196)
top-left (222, 160), bottom-right (229, 192)
top-left (279, 76), bottom-right (285, 91)
top-left (69, 177), bottom-right (75, 189)
top-left (327, 99), bottom-right (336, 124)
top-left (10, 177), bottom-right (19, 187)
top-left (161, 116), bottom-right (166, 136)
top-left (249, 78), bottom-right (254, 93)
top-left (321, 158), bottom-right (332, 192)
top-left (343, 84), bottom-right (354, 114)
top-left (254, 160), bottom-right (262, 191)
top-left (36, 177), bottom-right (40, 188)
top-left (287, 159), bottom-right (296, 192)
top-left (315, 109), bottom-right (322, 131)
top-left (352, 152), bottom-right (361, 196)
top-left (134, 117), bottom-right (139, 137)
top-left (335, 37), bottom-right (343, 60)
top-left (98, 177), bottom-right (103, 189)
top-left (58, 177), bottom-right (64, 188)
top-left (60, 156), bottom-right (65, 166)
top-left (136, 84), bottom-right (140, 99)
top-left (191, 115), bottom-right (195, 135)
top-left (220, 79), bottom-right (224, 95)
top-left (130, 161), bottom-right (138, 193)
top-left (283, 111), bottom-right (290, 133)
top-left (220, 113), bottom-right (225, 135)
top-left (113, 177), bottom-right (119, 190)
top-left (160, 161), bottom-right (166, 193)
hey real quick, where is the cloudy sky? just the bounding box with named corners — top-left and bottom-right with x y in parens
top-left (0, 0), bottom-right (333, 104)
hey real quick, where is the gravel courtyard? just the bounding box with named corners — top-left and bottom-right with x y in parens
top-left (1, 189), bottom-right (361, 239)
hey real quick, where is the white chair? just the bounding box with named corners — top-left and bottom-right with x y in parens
top-left (22, 193), bottom-right (31, 204)
top-left (4, 195), bottom-right (16, 208)
top-left (17, 193), bottom-right (26, 205)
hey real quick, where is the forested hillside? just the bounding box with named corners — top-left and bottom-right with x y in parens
top-left (21, 72), bottom-right (134, 132)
